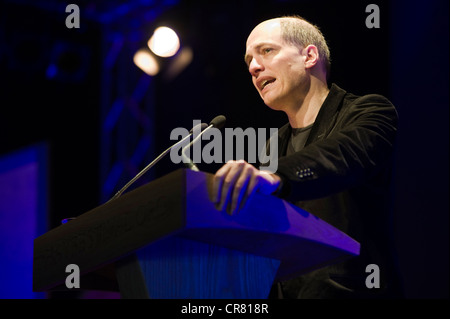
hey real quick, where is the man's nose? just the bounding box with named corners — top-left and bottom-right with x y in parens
top-left (249, 57), bottom-right (264, 77)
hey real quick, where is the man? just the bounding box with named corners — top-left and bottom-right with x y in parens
top-left (211, 16), bottom-right (403, 298)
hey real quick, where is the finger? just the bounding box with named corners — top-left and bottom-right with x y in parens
top-left (246, 172), bottom-right (261, 200)
top-left (229, 172), bottom-right (259, 215)
top-left (212, 162), bottom-right (232, 204)
top-left (258, 170), bottom-right (281, 194)
top-left (230, 166), bottom-right (252, 214)
top-left (219, 160), bottom-right (245, 212)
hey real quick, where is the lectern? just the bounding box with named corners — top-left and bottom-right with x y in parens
top-left (33, 169), bottom-right (360, 298)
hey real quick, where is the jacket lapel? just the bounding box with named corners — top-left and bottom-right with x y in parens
top-left (277, 122), bottom-right (291, 157)
top-left (276, 83), bottom-right (347, 156)
top-left (305, 84), bottom-right (347, 146)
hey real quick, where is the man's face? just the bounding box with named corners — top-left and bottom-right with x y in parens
top-left (245, 19), bottom-right (308, 111)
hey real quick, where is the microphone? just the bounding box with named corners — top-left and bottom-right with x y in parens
top-left (182, 115), bottom-right (227, 171)
top-left (107, 121), bottom-right (208, 203)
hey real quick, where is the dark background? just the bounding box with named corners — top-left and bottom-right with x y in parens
top-left (0, 0), bottom-right (448, 298)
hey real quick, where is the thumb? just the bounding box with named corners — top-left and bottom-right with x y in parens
top-left (257, 171), bottom-right (281, 195)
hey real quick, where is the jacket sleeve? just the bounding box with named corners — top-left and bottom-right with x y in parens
top-left (275, 94), bottom-right (398, 202)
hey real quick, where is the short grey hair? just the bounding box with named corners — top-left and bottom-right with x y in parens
top-left (279, 15), bottom-right (331, 76)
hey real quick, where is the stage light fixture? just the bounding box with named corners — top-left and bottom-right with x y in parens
top-left (147, 26), bottom-right (180, 58)
top-left (133, 49), bottom-right (160, 76)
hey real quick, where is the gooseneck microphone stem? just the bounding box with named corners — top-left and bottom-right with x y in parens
top-left (106, 116), bottom-right (225, 203)
top-left (107, 122), bottom-right (207, 203)
top-left (107, 132), bottom-right (192, 203)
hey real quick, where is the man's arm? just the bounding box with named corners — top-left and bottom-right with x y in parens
top-left (211, 94), bottom-right (398, 214)
top-left (276, 94), bottom-right (398, 202)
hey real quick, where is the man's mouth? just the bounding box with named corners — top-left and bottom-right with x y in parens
top-left (260, 78), bottom-right (276, 91)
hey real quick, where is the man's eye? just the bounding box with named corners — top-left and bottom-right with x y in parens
top-left (263, 48), bottom-right (273, 54)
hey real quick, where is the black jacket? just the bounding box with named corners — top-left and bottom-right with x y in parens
top-left (272, 84), bottom-right (403, 298)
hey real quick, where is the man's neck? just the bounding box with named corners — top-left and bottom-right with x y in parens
top-left (287, 81), bottom-right (329, 129)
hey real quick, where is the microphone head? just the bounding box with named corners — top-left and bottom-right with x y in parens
top-left (210, 115), bottom-right (226, 129)
top-left (189, 122), bottom-right (208, 133)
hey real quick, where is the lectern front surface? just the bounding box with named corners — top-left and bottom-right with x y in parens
top-left (33, 169), bottom-right (360, 293)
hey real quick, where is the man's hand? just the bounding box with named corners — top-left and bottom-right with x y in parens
top-left (212, 159), bottom-right (281, 215)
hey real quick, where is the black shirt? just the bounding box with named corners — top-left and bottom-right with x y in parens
top-left (286, 123), bottom-right (314, 156)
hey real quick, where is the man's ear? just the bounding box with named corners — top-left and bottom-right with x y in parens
top-left (303, 45), bottom-right (320, 69)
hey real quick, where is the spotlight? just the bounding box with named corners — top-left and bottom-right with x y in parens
top-left (133, 49), bottom-right (159, 76)
top-left (147, 26), bottom-right (180, 58)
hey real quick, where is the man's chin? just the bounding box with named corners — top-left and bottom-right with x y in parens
top-left (263, 100), bottom-right (284, 112)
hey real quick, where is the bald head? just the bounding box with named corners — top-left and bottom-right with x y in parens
top-left (247, 16), bottom-right (330, 76)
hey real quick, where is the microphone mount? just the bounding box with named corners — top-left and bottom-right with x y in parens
top-left (181, 115), bottom-right (227, 172)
